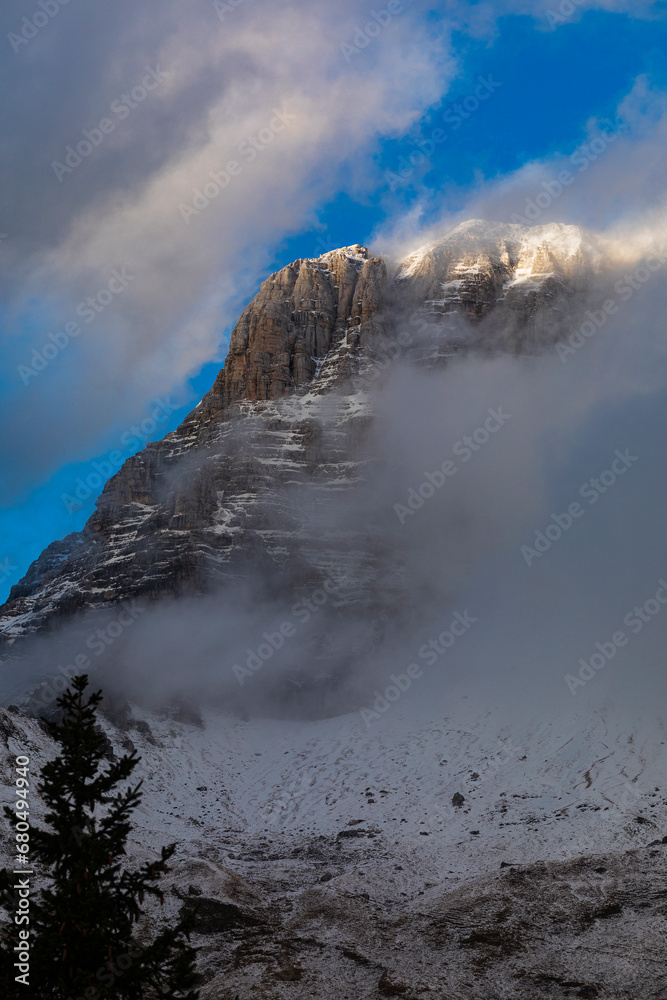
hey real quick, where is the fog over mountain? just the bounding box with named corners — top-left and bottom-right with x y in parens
top-left (4, 1), bottom-right (667, 994)
top-left (2, 219), bottom-right (666, 725)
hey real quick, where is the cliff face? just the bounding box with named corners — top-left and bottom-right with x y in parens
top-left (393, 219), bottom-right (605, 356)
top-left (397, 220), bottom-right (602, 307)
top-left (191, 245), bottom-right (387, 428)
top-left (0, 223), bottom-right (607, 641)
top-left (0, 245), bottom-right (390, 641)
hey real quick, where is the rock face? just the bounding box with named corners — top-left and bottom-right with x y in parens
top-left (397, 220), bottom-right (603, 311)
top-left (191, 244), bottom-right (387, 429)
top-left (394, 219), bottom-right (605, 356)
top-left (0, 245), bottom-right (389, 643)
top-left (0, 222), bottom-right (608, 643)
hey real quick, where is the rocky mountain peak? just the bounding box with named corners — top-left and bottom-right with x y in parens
top-left (189, 243), bottom-right (387, 431)
top-left (0, 221), bottom-right (620, 643)
top-left (395, 219), bottom-right (605, 321)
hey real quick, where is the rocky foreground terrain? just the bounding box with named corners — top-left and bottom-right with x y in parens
top-left (1, 696), bottom-right (666, 999)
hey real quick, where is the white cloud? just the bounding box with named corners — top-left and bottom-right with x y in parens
top-left (458, 0), bottom-right (667, 30)
top-left (0, 0), bottom-right (456, 493)
top-left (2, 0), bottom-right (665, 495)
top-left (375, 73), bottom-right (667, 264)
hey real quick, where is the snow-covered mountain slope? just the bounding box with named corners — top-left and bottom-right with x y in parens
top-left (2, 698), bottom-right (665, 997)
top-left (397, 220), bottom-right (605, 288)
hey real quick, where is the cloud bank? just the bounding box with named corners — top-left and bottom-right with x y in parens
top-left (0, 0), bottom-right (454, 497)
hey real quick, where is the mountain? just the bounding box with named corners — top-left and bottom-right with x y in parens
top-left (0, 221), bottom-right (608, 646)
top-left (1, 220), bottom-right (665, 999)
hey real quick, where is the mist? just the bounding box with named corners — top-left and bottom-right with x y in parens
top-left (3, 245), bottom-right (666, 739)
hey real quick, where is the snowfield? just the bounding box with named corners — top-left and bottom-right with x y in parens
top-left (2, 694), bottom-right (666, 998)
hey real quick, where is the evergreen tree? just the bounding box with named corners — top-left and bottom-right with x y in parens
top-left (0, 675), bottom-right (200, 999)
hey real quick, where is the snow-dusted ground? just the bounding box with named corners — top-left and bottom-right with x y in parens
top-left (2, 694), bottom-right (666, 998)
top-left (119, 698), bottom-right (667, 879)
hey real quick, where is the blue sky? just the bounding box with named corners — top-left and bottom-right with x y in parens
top-left (1, 1), bottom-right (666, 602)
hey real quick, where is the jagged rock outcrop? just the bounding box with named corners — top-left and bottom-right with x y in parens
top-left (0, 246), bottom-right (389, 640)
top-left (0, 222), bottom-right (610, 642)
top-left (190, 244), bottom-right (387, 431)
top-left (398, 220), bottom-right (603, 310)
top-left (395, 219), bottom-right (605, 356)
